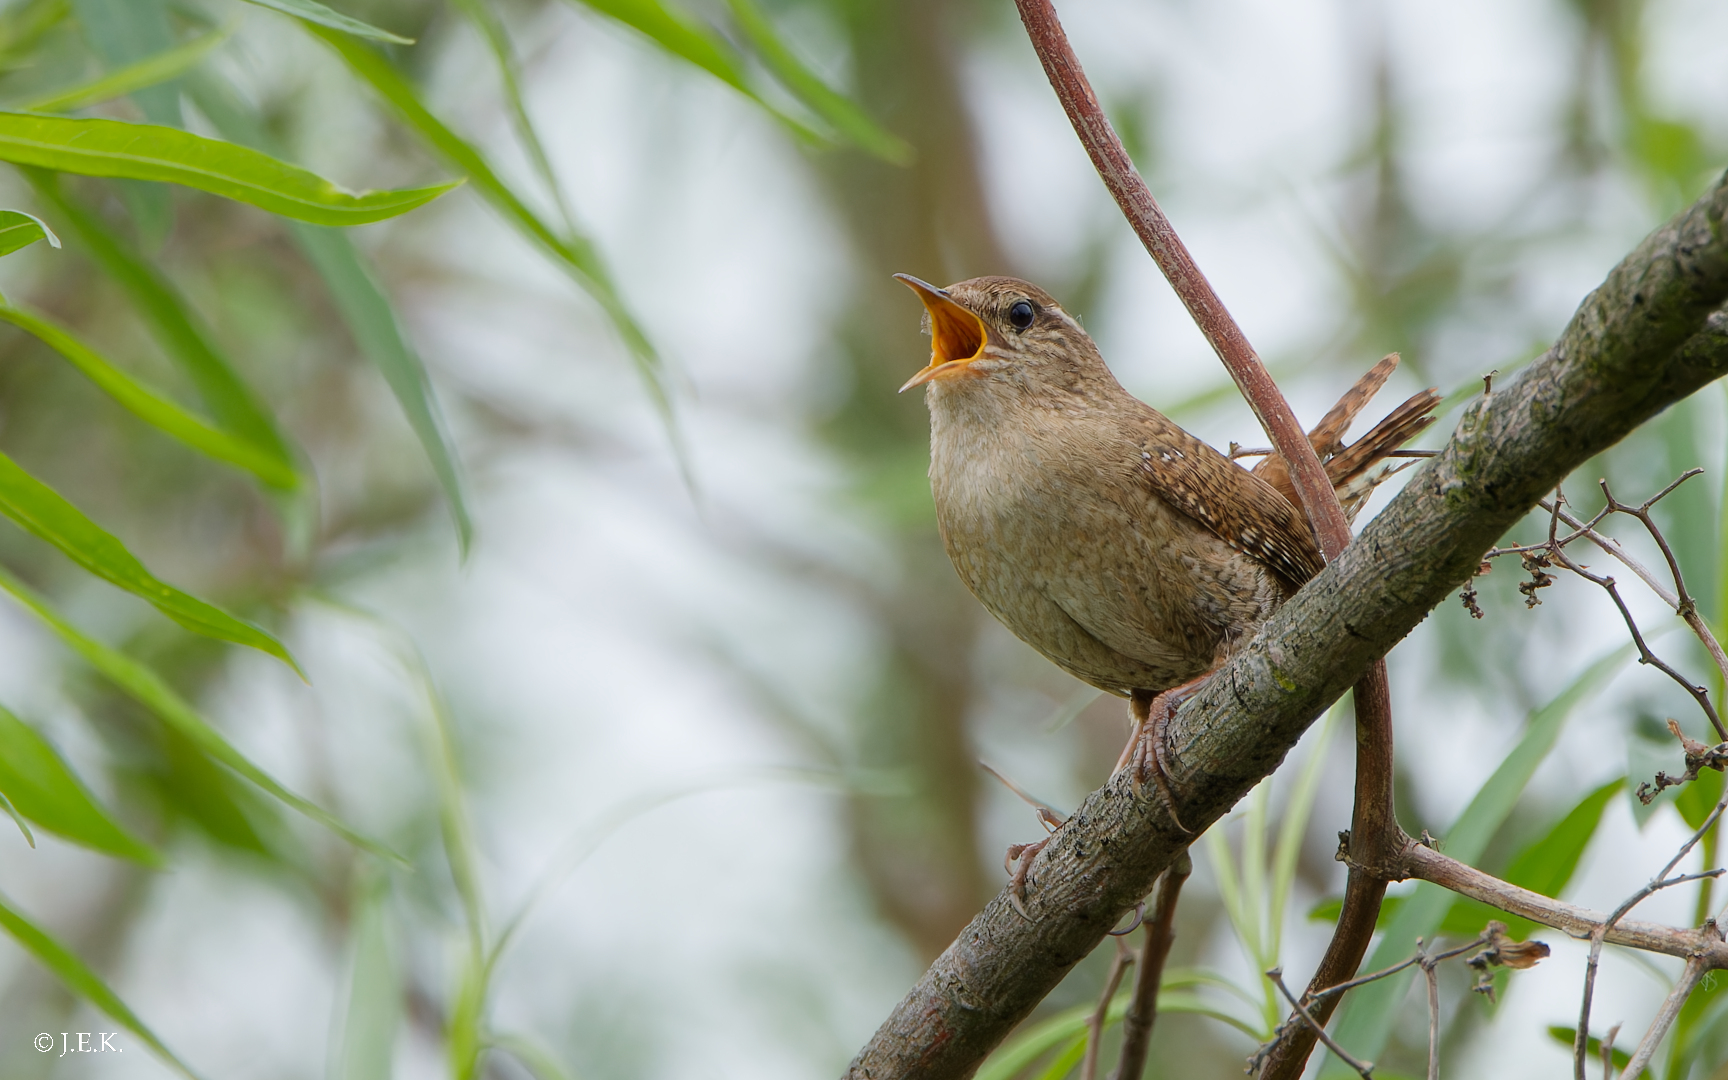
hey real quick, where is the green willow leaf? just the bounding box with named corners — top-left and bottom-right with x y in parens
top-left (187, 74), bottom-right (472, 551)
top-left (0, 786), bottom-right (33, 845)
top-left (26, 170), bottom-right (302, 487)
top-left (0, 564), bottom-right (396, 859)
top-left (69, 0), bottom-right (177, 247)
top-left (240, 0), bottom-right (412, 44)
top-left (488, 1034), bottom-right (578, 1080)
top-left (0, 304), bottom-right (299, 488)
top-left (0, 0), bottom-right (72, 70)
top-left (0, 450), bottom-right (300, 669)
top-left (15, 26), bottom-right (229, 113)
top-left (0, 889), bottom-right (199, 1078)
top-left (0, 112), bottom-right (459, 224)
top-left (1546, 1027), bottom-right (1638, 1075)
top-left (1030, 1034), bottom-right (1086, 1080)
top-left (1320, 647), bottom-right (1633, 1077)
top-left (569, 0), bottom-right (747, 91)
top-left (293, 225), bottom-right (472, 549)
top-left (335, 870), bottom-right (399, 1080)
top-left (725, 0), bottom-right (911, 163)
top-left (448, 0), bottom-right (577, 235)
top-left (69, 0), bottom-right (179, 124)
top-left (308, 25), bottom-right (678, 430)
top-left (0, 207), bottom-right (56, 256)
top-left (563, 0), bottom-right (821, 145)
top-left (1439, 778), bottom-right (1622, 939)
top-left (0, 704), bottom-right (159, 863)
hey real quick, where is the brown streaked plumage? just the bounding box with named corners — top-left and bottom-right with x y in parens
top-left (896, 273), bottom-right (1436, 892)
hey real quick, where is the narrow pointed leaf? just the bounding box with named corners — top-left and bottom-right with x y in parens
top-left (0, 113), bottom-right (458, 224)
top-left (1320, 647), bottom-right (1632, 1076)
top-left (0, 787), bottom-right (34, 845)
top-left (0, 450), bottom-right (300, 669)
top-left (725, 0), bottom-right (911, 163)
top-left (0, 704), bottom-right (159, 863)
top-left (0, 0), bottom-right (73, 69)
top-left (1439, 778), bottom-right (1622, 938)
top-left (16, 26), bottom-right (229, 113)
top-left (0, 564), bottom-right (397, 859)
top-left (70, 0), bottom-right (178, 246)
top-left (335, 871), bottom-right (399, 1080)
top-left (187, 76), bottom-right (471, 550)
top-left (489, 1034), bottom-right (578, 1080)
top-left (70, 0), bottom-right (180, 124)
top-left (0, 208), bottom-right (56, 256)
top-left (0, 889), bottom-right (199, 1078)
top-left (292, 226), bottom-right (471, 548)
top-left (26, 169), bottom-right (301, 483)
top-left (0, 304), bottom-right (299, 488)
top-left (568, 0), bottom-right (747, 91)
top-left (1030, 1034), bottom-right (1086, 1080)
top-left (240, 0), bottom-right (411, 44)
top-left (563, 0), bottom-right (822, 144)
top-left (448, 0), bottom-right (577, 234)
top-left (307, 25), bottom-right (666, 411)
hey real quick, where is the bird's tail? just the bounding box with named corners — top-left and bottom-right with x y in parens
top-left (1252, 354), bottom-right (1440, 524)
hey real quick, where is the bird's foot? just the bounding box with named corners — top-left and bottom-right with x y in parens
top-left (1003, 805), bottom-right (1066, 917)
top-left (1004, 837), bottom-right (1047, 917)
top-left (1118, 684), bottom-right (1201, 837)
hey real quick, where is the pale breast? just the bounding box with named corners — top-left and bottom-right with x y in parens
top-left (927, 385), bottom-right (1286, 696)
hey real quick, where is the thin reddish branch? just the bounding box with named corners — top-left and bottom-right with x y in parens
top-left (1012, 0), bottom-right (1350, 556)
top-left (1114, 852), bottom-right (1191, 1078)
top-left (1011, 6), bottom-right (1398, 1078)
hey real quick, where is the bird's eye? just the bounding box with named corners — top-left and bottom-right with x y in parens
top-left (1008, 299), bottom-right (1036, 331)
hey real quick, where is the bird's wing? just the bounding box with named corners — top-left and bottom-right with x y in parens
top-left (1125, 413), bottom-right (1325, 588)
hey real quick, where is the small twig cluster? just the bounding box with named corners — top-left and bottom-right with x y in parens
top-left (1250, 923), bottom-right (1548, 1080)
top-left (1465, 471), bottom-right (1728, 799)
top-left (1573, 788), bottom-right (1728, 1080)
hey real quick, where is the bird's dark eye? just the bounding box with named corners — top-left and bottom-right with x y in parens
top-left (1008, 299), bottom-right (1036, 331)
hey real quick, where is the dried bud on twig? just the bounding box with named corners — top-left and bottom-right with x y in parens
top-left (1466, 921), bottom-right (1550, 1001)
top-left (1636, 719), bottom-right (1728, 803)
top-left (1519, 552), bottom-right (1554, 607)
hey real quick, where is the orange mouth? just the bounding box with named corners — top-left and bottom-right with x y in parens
top-left (894, 274), bottom-right (986, 392)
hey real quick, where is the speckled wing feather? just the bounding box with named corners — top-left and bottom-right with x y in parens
top-left (1124, 413), bottom-right (1325, 588)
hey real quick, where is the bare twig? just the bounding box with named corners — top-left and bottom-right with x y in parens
top-left (1481, 472), bottom-right (1728, 753)
top-left (1573, 787), bottom-right (1728, 1080)
top-left (981, 761), bottom-right (1070, 830)
top-left (1548, 542), bottom-right (1724, 739)
top-left (1113, 853), bottom-right (1190, 1080)
top-left (1402, 841), bottom-right (1728, 966)
top-left (1537, 476), bottom-right (1728, 716)
top-left (1081, 939), bottom-right (1135, 1080)
top-left (1421, 941), bottom-right (1440, 1080)
top-left (1266, 968), bottom-right (1375, 1079)
top-left (1618, 956), bottom-right (1707, 1080)
top-left (1601, 1022), bottom-right (1621, 1080)
top-left (1249, 931), bottom-right (1509, 1076)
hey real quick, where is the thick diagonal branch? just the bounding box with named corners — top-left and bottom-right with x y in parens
top-left (844, 172), bottom-right (1728, 1080)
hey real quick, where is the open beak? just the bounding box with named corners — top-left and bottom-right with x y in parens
top-left (895, 274), bottom-right (987, 392)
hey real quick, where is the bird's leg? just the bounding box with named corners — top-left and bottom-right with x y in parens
top-left (1116, 681), bottom-right (1205, 836)
top-left (1004, 805), bottom-right (1066, 917)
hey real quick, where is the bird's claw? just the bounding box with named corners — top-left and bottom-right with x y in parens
top-left (1005, 838), bottom-right (1050, 918)
top-left (1120, 687), bottom-right (1196, 837)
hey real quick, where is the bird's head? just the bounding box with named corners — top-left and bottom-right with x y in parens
top-left (895, 274), bottom-right (1101, 394)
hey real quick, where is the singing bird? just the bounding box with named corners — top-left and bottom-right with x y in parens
top-left (897, 274), bottom-right (1437, 900)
